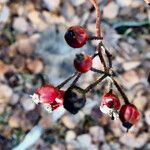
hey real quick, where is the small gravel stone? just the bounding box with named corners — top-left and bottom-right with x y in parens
top-left (43, 0), bottom-right (60, 11)
top-left (116, 0), bottom-right (132, 7)
top-left (8, 114), bottom-right (21, 128)
top-left (101, 143), bottom-right (111, 150)
top-left (103, 2), bottom-right (119, 19)
top-left (120, 133), bottom-right (148, 148)
top-left (133, 95), bottom-right (147, 111)
top-left (65, 130), bottom-right (76, 143)
top-left (0, 6), bottom-right (10, 23)
top-left (0, 104), bottom-right (6, 114)
top-left (89, 126), bottom-right (105, 142)
top-left (70, 0), bottom-right (86, 6)
top-left (145, 110), bottom-right (150, 125)
top-left (21, 95), bottom-right (36, 111)
top-left (10, 93), bottom-right (19, 105)
top-left (87, 144), bottom-right (98, 150)
top-left (61, 115), bottom-right (76, 129)
top-left (0, 84), bottom-right (13, 104)
top-left (26, 58), bottom-right (44, 74)
top-left (110, 142), bottom-right (121, 150)
top-left (13, 17), bottom-right (29, 33)
top-left (77, 134), bottom-right (92, 148)
top-left (28, 11), bottom-right (47, 31)
top-left (60, 2), bottom-right (75, 21)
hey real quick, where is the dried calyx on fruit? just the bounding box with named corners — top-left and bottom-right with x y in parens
top-left (119, 104), bottom-right (140, 131)
top-left (100, 93), bottom-right (121, 120)
top-left (30, 84), bottom-right (64, 112)
top-left (64, 26), bottom-right (89, 48)
top-left (63, 87), bottom-right (86, 114)
top-left (74, 53), bottom-right (92, 73)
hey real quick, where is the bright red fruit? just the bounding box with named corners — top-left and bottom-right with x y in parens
top-left (119, 104), bottom-right (140, 129)
top-left (100, 93), bottom-right (121, 120)
top-left (50, 90), bottom-right (64, 110)
top-left (74, 53), bottom-right (92, 73)
top-left (35, 85), bottom-right (59, 103)
top-left (31, 85), bottom-right (64, 112)
top-left (64, 26), bottom-right (89, 48)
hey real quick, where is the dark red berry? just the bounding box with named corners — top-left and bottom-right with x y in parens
top-left (64, 88), bottom-right (86, 114)
top-left (119, 104), bottom-right (140, 129)
top-left (64, 26), bottom-right (89, 48)
top-left (100, 93), bottom-right (121, 120)
top-left (74, 53), bottom-right (92, 73)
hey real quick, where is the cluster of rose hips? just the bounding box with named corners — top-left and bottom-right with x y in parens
top-left (31, 26), bottom-right (140, 131)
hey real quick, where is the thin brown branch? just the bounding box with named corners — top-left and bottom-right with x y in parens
top-left (85, 74), bottom-right (107, 93)
top-left (92, 52), bottom-right (98, 59)
top-left (97, 43), bottom-right (107, 71)
top-left (90, 0), bottom-right (102, 37)
top-left (103, 46), bottom-right (113, 69)
top-left (74, 85), bottom-right (85, 94)
top-left (89, 36), bottom-right (103, 40)
top-left (57, 72), bottom-right (78, 89)
top-left (70, 73), bottom-right (82, 87)
top-left (91, 67), bottom-right (109, 75)
top-left (112, 78), bottom-right (130, 104)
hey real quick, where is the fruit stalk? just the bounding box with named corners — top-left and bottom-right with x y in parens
top-left (90, 0), bottom-right (102, 37)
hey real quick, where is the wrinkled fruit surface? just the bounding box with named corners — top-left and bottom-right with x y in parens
top-left (64, 26), bottom-right (89, 48)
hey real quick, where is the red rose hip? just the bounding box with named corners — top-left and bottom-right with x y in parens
top-left (30, 85), bottom-right (64, 112)
top-left (100, 93), bottom-right (121, 120)
top-left (64, 26), bottom-right (89, 48)
top-left (119, 104), bottom-right (140, 130)
top-left (74, 53), bottom-right (92, 73)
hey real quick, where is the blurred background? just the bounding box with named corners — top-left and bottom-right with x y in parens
top-left (0, 0), bottom-right (150, 150)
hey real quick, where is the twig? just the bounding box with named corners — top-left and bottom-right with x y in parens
top-left (91, 67), bottom-right (109, 75)
top-left (85, 74), bottom-right (107, 93)
top-left (57, 72), bottom-right (78, 89)
top-left (90, 0), bottom-right (102, 37)
top-left (92, 52), bottom-right (98, 59)
top-left (74, 85), bottom-right (85, 94)
top-left (97, 43), bottom-right (107, 71)
top-left (70, 73), bottom-right (82, 87)
top-left (102, 45), bottom-right (113, 69)
top-left (89, 36), bottom-right (103, 40)
top-left (112, 78), bottom-right (130, 104)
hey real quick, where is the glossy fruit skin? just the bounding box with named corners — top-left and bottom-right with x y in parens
top-left (63, 88), bottom-right (86, 114)
top-left (101, 93), bottom-right (121, 110)
top-left (35, 85), bottom-right (60, 104)
top-left (74, 53), bottom-right (92, 73)
top-left (64, 26), bottom-right (89, 48)
top-left (51, 90), bottom-right (64, 110)
top-left (119, 104), bottom-right (140, 129)
top-left (32, 85), bottom-right (64, 112)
